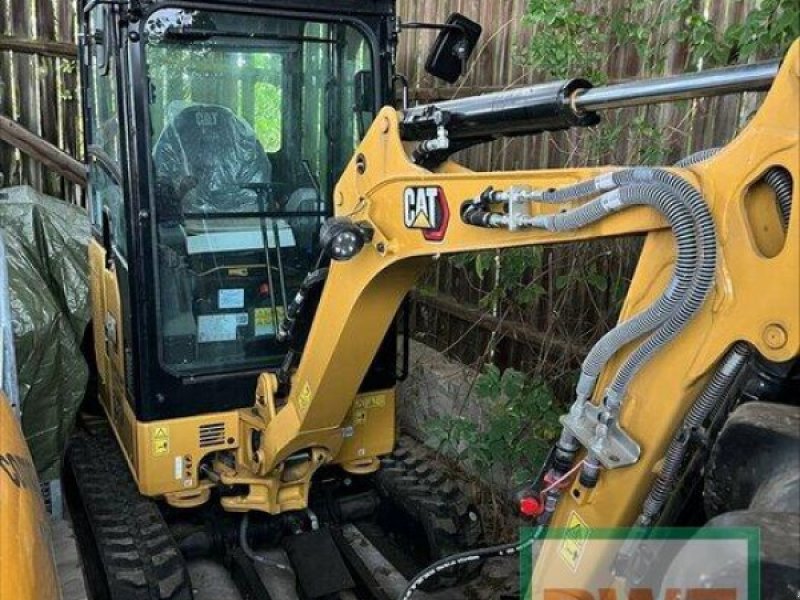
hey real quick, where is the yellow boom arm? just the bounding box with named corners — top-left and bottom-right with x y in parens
top-left (215, 41), bottom-right (798, 579)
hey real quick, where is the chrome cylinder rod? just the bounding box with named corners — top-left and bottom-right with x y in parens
top-left (572, 59), bottom-right (780, 112)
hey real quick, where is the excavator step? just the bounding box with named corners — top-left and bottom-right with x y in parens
top-left (64, 421), bottom-right (193, 600)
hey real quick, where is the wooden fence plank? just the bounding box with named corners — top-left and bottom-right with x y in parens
top-left (57, 0), bottom-right (80, 204)
top-left (0, 114), bottom-right (87, 186)
top-left (0, 36), bottom-right (77, 59)
top-left (11, 0), bottom-right (43, 189)
top-left (0, 3), bottom-right (14, 184)
top-left (37, 0), bottom-right (62, 197)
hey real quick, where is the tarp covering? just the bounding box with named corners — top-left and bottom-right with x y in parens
top-left (0, 185), bottom-right (90, 481)
top-left (0, 232), bottom-right (20, 413)
top-left (152, 102), bottom-right (272, 215)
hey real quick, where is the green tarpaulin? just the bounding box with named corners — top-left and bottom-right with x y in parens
top-left (0, 185), bottom-right (90, 481)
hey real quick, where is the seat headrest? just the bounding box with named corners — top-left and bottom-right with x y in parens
top-left (153, 103), bottom-right (272, 213)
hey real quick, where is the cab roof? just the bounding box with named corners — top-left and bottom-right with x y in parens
top-left (137, 0), bottom-right (395, 17)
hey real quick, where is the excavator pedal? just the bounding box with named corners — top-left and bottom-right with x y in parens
top-left (282, 528), bottom-right (355, 598)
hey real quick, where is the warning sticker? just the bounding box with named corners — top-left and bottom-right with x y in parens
top-left (559, 511), bottom-right (590, 571)
top-left (297, 382), bottom-right (313, 414)
top-left (218, 288), bottom-right (245, 309)
top-left (353, 394), bottom-right (386, 410)
top-left (152, 426), bottom-right (170, 457)
top-left (197, 313), bottom-right (248, 343)
top-left (254, 307), bottom-right (284, 337)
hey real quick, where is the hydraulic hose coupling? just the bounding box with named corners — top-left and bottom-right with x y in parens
top-left (553, 434), bottom-right (580, 473)
top-left (276, 289), bottom-right (307, 342)
top-left (461, 187), bottom-right (499, 227)
top-left (461, 186), bottom-right (548, 230)
top-left (541, 490), bottom-right (561, 524)
top-left (276, 267), bottom-right (329, 342)
top-left (412, 109), bottom-right (452, 164)
top-left (579, 456), bottom-right (602, 488)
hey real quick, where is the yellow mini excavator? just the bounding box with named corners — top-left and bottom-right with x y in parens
top-left (4, 0), bottom-right (798, 598)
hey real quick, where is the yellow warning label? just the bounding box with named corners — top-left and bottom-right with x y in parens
top-left (152, 426), bottom-right (170, 457)
top-left (559, 511), bottom-right (590, 572)
top-left (297, 382), bottom-right (313, 414)
top-left (353, 394), bottom-right (386, 410)
top-left (254, 307), bottom-right (285, 336)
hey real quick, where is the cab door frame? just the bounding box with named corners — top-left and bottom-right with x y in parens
top-left (79, 2), bottom-right (138, 436)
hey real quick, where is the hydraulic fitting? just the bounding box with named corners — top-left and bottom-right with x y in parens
top-left (579, 456), bottom-right (601, 488)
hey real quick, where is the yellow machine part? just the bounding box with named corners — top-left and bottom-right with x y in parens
top-left (0, 391), bottom-right (60, 600)
top-left (90, 235), bottom-right (396, 510)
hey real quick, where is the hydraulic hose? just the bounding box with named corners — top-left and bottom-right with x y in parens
top-left (673, 149), bottom-right (792, 229)
top-left (637, 342), bottom-right (752, 525)
top-left (516, 166), bottom-right (714, 485)
top-left (764, 166), bottom-right (793, 228)
top-left (534, 184), bottom-right (700, 402)
top-left (400, 526), bottom-right (545, 600)
top-left (673, 147), bottom-right (721, 167)
top-left (239, 513), bottom-right (290, 571)
top-left (604, 168), bottom-right (717, 407)
top-left (538, 172), bottom-right (619, 203)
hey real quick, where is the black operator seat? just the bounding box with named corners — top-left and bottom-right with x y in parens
top-left (151, 104), bottom-right (281, 366)
top-left (152, 102), bottom-right (273, 216)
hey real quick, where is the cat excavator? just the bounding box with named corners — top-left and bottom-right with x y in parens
top-left (2, 0), bottom-right (797, 597)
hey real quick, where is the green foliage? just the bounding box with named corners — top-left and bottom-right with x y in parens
top-left (522, 0), bottom-right (610, 83)
top-left (523, 0), bottom-right (798, 80)
top-left (253, 81), bottom-right (283, 152)
top-left (424, 1), bottom-right (799, 491)
top-left (555, 260), bottom-right (607, 293)
top-left (426, 366), bottom-right (563, 485)
top-left (450, 247), bottom-right (546, 310)
top-left (725, 0), bottom-right (800, 60)
top-left (520, 0), bottom-right (799, 167)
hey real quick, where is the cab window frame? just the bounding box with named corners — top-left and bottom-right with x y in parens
top-left (85, 4), bottom-right (128, 260)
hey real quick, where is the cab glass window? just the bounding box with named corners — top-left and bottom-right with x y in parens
top-left (143, 9), bottom-right (375, 375)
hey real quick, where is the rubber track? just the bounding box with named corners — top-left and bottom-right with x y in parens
top-left (65, 422), bottom-right (193, 600)
top-left (374, 435), bottom-right (482, 588)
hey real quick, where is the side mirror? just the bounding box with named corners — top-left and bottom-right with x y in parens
top-left (424, 13), bottom-right (482, 84)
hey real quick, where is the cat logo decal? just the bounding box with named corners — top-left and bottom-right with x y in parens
top-left (403, 186), bottom-right (450, 241)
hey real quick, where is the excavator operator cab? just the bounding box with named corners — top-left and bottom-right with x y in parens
top-left (81, 1), bottom-right (398, 422)
top-left (144, 7), bottom-right (386, 377)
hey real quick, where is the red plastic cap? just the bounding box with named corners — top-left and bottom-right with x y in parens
top-left (519, 496), bottom-right (543, 518)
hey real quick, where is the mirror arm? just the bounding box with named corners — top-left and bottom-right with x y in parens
top-left (399, 21), bottom-right (466, 34)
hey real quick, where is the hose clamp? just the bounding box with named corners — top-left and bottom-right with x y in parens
top-left (559, 401), bottom-right (640, 469)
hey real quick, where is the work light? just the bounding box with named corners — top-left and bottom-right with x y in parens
top-left (320, 218), bottom-right (370, 261)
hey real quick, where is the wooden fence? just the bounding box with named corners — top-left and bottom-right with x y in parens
top-left (0, 0), bottom-right (782, 376)
top-left (0, 0), bottom-right (81, 203)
